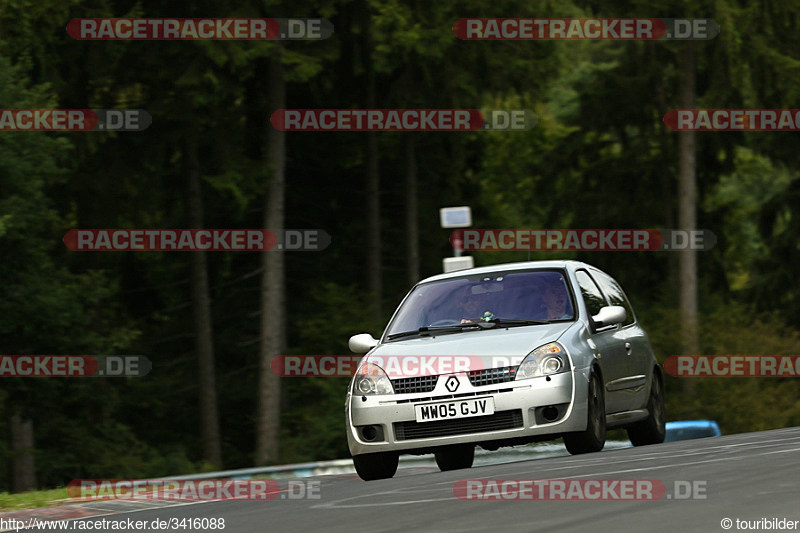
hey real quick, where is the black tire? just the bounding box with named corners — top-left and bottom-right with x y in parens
top-left (352, 452), bottom-right (399, 481)
top-left (434, 444), bottom-right (475, 471)
top-left (564, 373), bottom-right (606, 455)
top-left (627, 370), bottom-right (666, 446)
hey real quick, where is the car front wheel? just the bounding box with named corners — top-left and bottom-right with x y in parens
top-left (627, 371), bottom-right (666, 446)
top-left (434, 444), bottom-right (475, 471)
top-left (564, 372), bottom-right (606, 455)
top-left (352, 452), bottom-right (399, 481)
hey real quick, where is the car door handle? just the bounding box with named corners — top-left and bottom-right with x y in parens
top-left (625, 342), bottom-right (632, 355)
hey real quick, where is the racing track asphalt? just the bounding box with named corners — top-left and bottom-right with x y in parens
top-left (15, 427), bottom-right (800, 533)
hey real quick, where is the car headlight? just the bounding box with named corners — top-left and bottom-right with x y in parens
top-left (515, 342), bottom-right (570, 380)
top-left (353, 363), bottom-right (394, 395)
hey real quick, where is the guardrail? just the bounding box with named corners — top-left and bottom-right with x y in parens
top-left (156, 440), bottom-right (631, 481)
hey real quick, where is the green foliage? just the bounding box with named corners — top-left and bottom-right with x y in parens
top-left (280, 282), bottom-right (383, 463)
top-left (0, 488), bottom-right (69, 511)
top-left (704, 147), bottom-right (795, 291)
top-left (0, 52), bottom-right (140, 489)
top-left (1, 0), bottom-right (799, 491)
top-left (645, 301), bottom-right (800, 434)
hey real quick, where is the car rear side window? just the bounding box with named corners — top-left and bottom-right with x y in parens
top-left (575, 270), bottom-right (606, 316)
top-left (592, 270), bottom-right (636, 326)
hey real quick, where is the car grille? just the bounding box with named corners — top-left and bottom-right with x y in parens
top-left (393, 409), bottom-right (523, 441)
top-left (391, 375), bottom-right (438, 394)
top-left (468, 366), bottom-right (518, 387)
top-left (394, 388), bottom-right (514, 404)
top-left (390, 367), bottom-right (519, 394)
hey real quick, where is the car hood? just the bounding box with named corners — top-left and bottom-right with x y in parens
top-left (367, 323), bottom-right (574, 378)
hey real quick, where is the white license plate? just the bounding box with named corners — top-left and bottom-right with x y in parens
top-left (414, 397), bottom-right (495, 423)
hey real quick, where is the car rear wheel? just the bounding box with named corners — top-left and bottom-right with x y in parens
top-left (564, 373), bottom-right (606, 455)
top-left (434, 444), bottom-right (475, 471)
top-left (352, 452), bottom-right (399, 481)
top-left (627, 370), bottom-right (666, 446)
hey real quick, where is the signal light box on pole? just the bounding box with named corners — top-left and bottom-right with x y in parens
top-left (440, 206), bottom-right (474, 273)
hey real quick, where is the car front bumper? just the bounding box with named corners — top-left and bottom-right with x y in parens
top-left (346, 367), bottom-right (591, 456)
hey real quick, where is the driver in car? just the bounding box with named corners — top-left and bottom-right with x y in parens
top-left (540, 279), bottom-right (571, 320)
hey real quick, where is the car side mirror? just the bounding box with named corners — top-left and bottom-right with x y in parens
top-left (348, 333), bottom-right (379, 354)
top-left (592, 305), bottom-right (626, 329)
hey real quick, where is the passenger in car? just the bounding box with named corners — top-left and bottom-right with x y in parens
top-left (459, 288), bottom-right (485, 323)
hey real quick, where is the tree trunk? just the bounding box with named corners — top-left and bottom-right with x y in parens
top-left (9, 413), bottom-right (36, 492)
top-left (657, 77), bottom-right (678, 290)
top-left (678, 43), bottom-right (698, 366)
top-left (405, 136), bottom-right (419, 287)
top-left (364, 6), bottom-right (382, 317)
top-left (256, 50), bottom-right (286, 465)
top-left (184, 130), bottom-right (223, 469)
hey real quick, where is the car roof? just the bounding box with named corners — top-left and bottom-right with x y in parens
top-left (417, 260), bottom-right (592, 285)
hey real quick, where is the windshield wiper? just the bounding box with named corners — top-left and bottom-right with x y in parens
top-left (386, 323), bottom-right (484, 340)
top-left (387, 318), bottom-right (550, 340)
top-left (487, 318), bottom-right (552, 327)
top-left (386, 318), bottom-right (552, 341)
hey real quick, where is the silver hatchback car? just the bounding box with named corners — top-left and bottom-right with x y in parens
top-left (346, 260), bottom-right (665, 480)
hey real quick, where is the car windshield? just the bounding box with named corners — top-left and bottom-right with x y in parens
top-left (385, 270), bottom-right (575, 339)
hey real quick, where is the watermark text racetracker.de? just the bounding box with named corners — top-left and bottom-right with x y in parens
top-left (270, 355), bottom-right (527, 377)
top-left (67, 18), bottom-right (333, 40)
top-left (0, 355), bottom-right (150, 377)
top-left (664, 109), bottom-right (800, 131)
top-left (452, 18), bottom-right (719, 40)
top-left (0, 109), bottom-right (151, 131)
top-left (665, 355), bottom-right (800, 377)
top-left (68, 479), bottom-right (321, 501)
top-left (450, 229), bottom-right (716, 251)
top-left (270, 109), bottom-right (536, 131)
top-left (453, 479), bottom-right (708, 500)
top-left (63, 229), bottom-right (330, 251)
